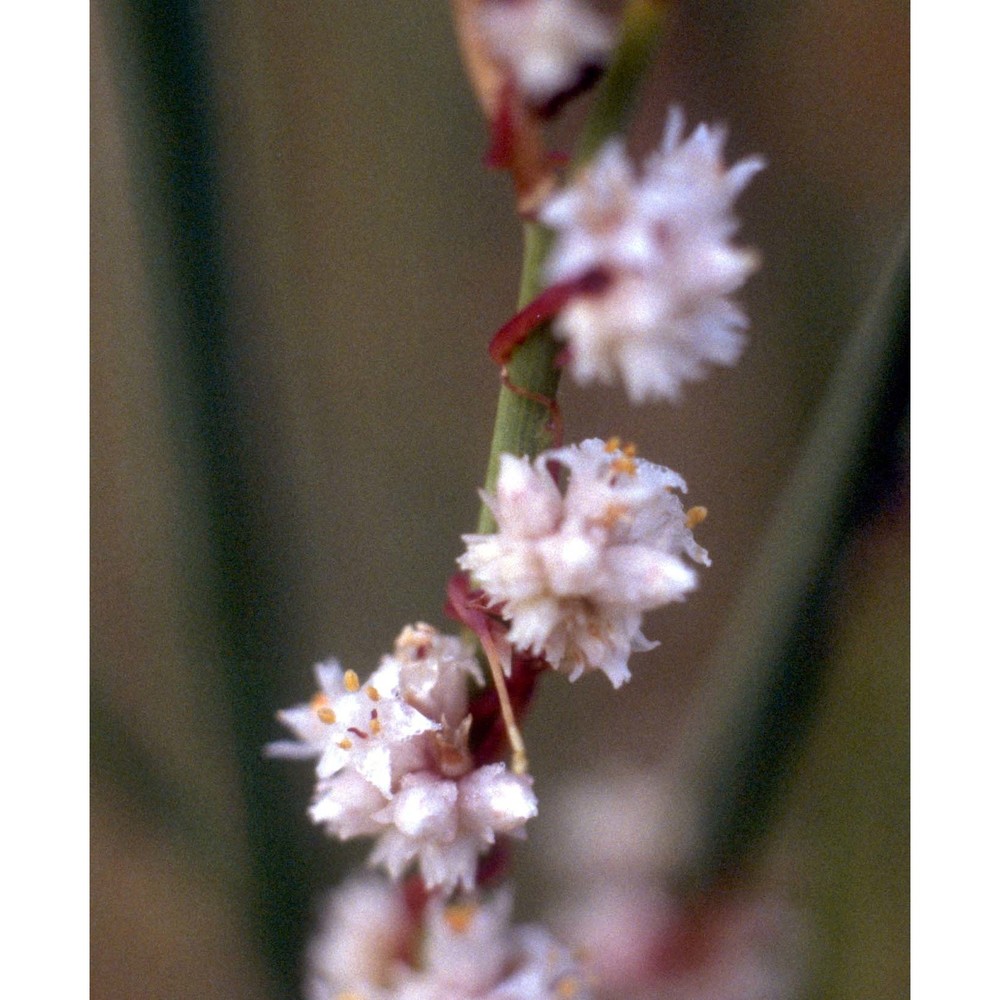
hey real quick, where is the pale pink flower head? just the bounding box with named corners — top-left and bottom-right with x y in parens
top-left (305, 874), bottom-right (411, 1000)
top-left (401, 890), bottom-right (595, 999)
top-left (270, 625), bottom-right (538, 894)
top-left (460, 438), bottom-right (709, 687)
top-left (479, 0), bottom-right (614, 113)
top-left (540, 107), bottom-right (765, 402)
top-left (306, 880), bottom-right (594, 1000)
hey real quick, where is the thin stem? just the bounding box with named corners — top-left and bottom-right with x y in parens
top-left (475, 0), bottom-right (671, 533)
top-left (479, 631), bottom-right (529, 776)
top-left (572, 0), bottom-right (673, 171)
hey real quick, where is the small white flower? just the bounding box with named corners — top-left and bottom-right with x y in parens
top-left (460, 438), bottom-right (709, 686)
top-left (543, 141), bottom-right (659, 280)
top-left (267, 655), bottom-right (439, 798)
top-left (540, 107), bottom-right (765, 402)
top-left (306, 881), bottom-right (594, 1000)
top-left (370, 764), bottom-right (538, 895)
top-left (491, 923), bottom-right (594, 999)
top-left (414, 891), bottom-right (514, 995)
top-left (271, 624), bottom-right (538, 894)
top-left (391, 621), bottom-right (484, 732)
top-left (479, 0), bottom-right (613, 111)
top-left (309, 768), bottom-right (389, 840)
top-left (403, 890), bottom-right (594, 999)
top-left (305, 874), bottom-right (410, 1000)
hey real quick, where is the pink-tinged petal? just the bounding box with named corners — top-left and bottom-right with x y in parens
top-left (459, 763), bottom-right (538, 836)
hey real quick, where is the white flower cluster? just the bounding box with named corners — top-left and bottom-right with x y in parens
top-left (541, 107), bottom-right (765, 402)
top-left (479, 0), bottom-right (613, 111)
top-left (544, 769), bottom-right (806, 1000)
top-left (460, 438), bottom-right (709, 687)
top-left (268, 623), bottom-right (538, 894)
top-left (307, 876), bottom-right (595, 1000)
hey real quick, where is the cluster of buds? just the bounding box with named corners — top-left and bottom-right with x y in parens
top-left (305, 876), bottom-right (594, 1000)
top-left (268, 624), bottom-right (538, 895)
top-left (478, 0), bottom-right (614, 117)
top-left (541, 108), bottom-right (765, 402)
top-left (460, 437), bottom-right (710, 688)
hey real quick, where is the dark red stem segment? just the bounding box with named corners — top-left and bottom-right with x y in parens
top-left (488, 268), bottom-right (611, 365)
top-left (443, 572), bottom-right (548, 765)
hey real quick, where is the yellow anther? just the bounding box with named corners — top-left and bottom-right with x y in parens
top-left (623, 442), bottom-right (637, 458)
top-left (686, 505), bottom-right (708, 528)
top-left (365, 685), bottom-right (381, 702)
top-left (395, 621), bottom-right (437, 655)
top-left (444, 902), bottom-right (478, 933)
top-left (611, 456), bottom-right (637, 476)
top-left (369, 716), bottom-right (382, 735)
top-left (598, 502), bottom-right (628, 528)
top-left (603, 436), bottom-right (621, 453)
top-left (344, 670), bottom-right (361, 693)
top-left (316, 706), bottom-right (336, 725)
top-left (310, 692), bottom-right (330, 710)
top-left (337, 737), bottom-right (353, 750)
top-left (555, 976), bottom-right (581, 999)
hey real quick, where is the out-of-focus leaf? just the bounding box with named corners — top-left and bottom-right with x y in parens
top-left (676, 227), bottom-right (909, 887)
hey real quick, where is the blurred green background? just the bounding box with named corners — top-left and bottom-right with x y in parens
top-left (91, 2), bottom-right (907, 998)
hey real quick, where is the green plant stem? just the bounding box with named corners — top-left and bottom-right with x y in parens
top-left (475, 0), bottom-right (671, 534)
top-left (573, 0), bottom-right (673, 170)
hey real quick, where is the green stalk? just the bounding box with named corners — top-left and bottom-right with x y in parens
top-left (476, 0), bottom-right (672, 533)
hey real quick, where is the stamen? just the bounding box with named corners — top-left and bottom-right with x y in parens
top-left (686, 505), bottom-right (708, 528)
top-left (311, 693), bottom-right (336, 724)
top-left (343, 670), bottom-right (361, 693)
top-left (603, 436), bottom-right (621, 453)
top-left (369, 715), bottom-right (382, 736)
top-left (623, 442), bottom-right (637, 458)
top-left (365, 685), bottom-right (381, 702)
top-left (555, 975), bottom-right (581, 999)
top-left (478, 628), bottom-right (529, 776)
top-left (596, 502), bottom-right (628, 529)
top-left (337, 737), bottom-right (353, 750)
top-left (444, 902), bottom-right (478, 933)
top-left (611, 456), bottom-right (637, 475)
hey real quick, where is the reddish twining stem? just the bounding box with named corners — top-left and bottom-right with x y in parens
top-left (482, 75), bottom-right (558, 216)
top-left (444, 573), bottom-right (548, 766)
top-left (475, 839), bottom-right (512, 888)
top-left (500, 366), bottom-right (564, 449)
top-left (487, 267), bottom-right (611, 365)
